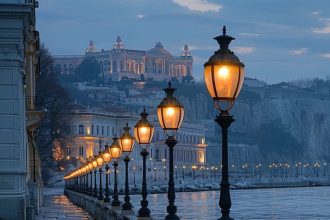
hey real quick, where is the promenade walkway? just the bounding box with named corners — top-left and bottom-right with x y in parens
top-left (36, 187), bottom-right (92, 220)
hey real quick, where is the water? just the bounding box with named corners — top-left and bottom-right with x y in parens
top-left (129, 186), bottom-right (330, 220)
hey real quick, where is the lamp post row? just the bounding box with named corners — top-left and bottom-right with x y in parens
top-left (65, 25), bottom-right (244, 220)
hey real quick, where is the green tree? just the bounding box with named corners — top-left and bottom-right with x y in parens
top-left (74, 56), bottom-right (101, 82)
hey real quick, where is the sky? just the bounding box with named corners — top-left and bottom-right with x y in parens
top-left (37, 0), bottom-right (330, 83)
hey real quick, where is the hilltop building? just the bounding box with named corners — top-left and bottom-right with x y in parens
top-left (54, 37), bottom-right (193, 81)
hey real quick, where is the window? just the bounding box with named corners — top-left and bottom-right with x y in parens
top-left (102, 126), bottom-right (104, 135)
top-left (107, 127), bottom-right (109, 136)
top-left (92, 125), bottom-right (94, 134)
top-left (97, 125), bottom-right (99, 135)
top-left (78, 125), bottom-right (84, 135)
top-left (155, 149), bottom-right (160, 160)
top-left (66, 147), bottom-right (71, 156)
top-left (112, 127), bottom-right (115, 136)
top-left (79, 146), bottom-right (84, 156)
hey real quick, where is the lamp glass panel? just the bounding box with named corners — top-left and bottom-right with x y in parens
top-left (92, 160), bottom-right (97, 168)
top-left (110, 146), bottom-right (122, 159)
top-left (102, 151), bottom-right (112, 163)
top-left (204, 65), bottom-right (216, 97)
top-left (121, 138), bottom-right (134, 153)
top-left (213, 65), bottom-right (240, 99)
top-left (96, 157), bottom-right (104, 166)
top-left (134, 126), bottom-right (154, 144)
top-left (88, 163), bottom-right (93, 170)
top-left (235, 66), bottom-right (245, 99)
top-left (157, 107), bottom-right (184, 130)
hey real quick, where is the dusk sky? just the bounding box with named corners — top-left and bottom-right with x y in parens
top-left (37, 0), bottom-right (330, 83)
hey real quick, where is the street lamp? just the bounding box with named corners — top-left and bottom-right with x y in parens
top-left (92, 159), bottom-right (98, 197)
top-left (96, 153), bottom-right (104, 200)
top-left (157, 82), bottom-right (184, 220)
top-left (88, 162), bottom-right (93, 195)
top-left (204, 26), bottom-right (245, 220)
top-left (102, 145), bottom-right (112, 203)
top-left (109, 136), bottom-right (122, 207)
top-left (120, 123), bottom-right (135, 211)
top-left (134, 108), bottom-right (154, 218)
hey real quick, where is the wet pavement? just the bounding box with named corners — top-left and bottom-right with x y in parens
top-left (36, 187), bottom-right (92, 220)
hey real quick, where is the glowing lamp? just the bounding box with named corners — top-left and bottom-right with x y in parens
top-left (109, 137), bottom-right (122, 161)
top-left (102, 150), bottom-right (112, 163)
top-left (157, 82), bottom-right (184, 136)
top-left (92, 160), bottom-right (98, 168)
top-left (134, 108), bottom-right (154, 145)
top-left (120, 123), bottom-right (135, 153)
top-left (204, 26), bottom-right (245, 111)
top-left (96, 156), bottom-right (104, 167)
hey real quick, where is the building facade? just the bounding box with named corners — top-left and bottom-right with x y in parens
top-left (0, 0), bottom-right (42, 219)
top-left (59, 105), bottom-right (207, 183)
top-left (54, 37), bottom-right (193, 81)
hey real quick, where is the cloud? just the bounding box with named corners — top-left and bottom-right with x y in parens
top-left (311, 11), bottom-right (320, 16)
top-left (172, 0), bottom-right (223, 12)
top-left (312, 24), bottom-right (330, 34)
top-left (185, 45), bottom-right (217, 51)
top-left (322, 53), bottom-right (330, 59)
top-left (233, 47), bottom-right (256, 54)
top-left (239, 33), bottom-right (260, 37)
top-left (290, 48), bottom-right (308, 55)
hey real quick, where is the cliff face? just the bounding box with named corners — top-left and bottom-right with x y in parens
top-left (177, 83), bottom-right (330, 161)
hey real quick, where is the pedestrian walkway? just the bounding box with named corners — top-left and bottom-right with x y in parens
top-left (36, 187), bottom-right (92, 220)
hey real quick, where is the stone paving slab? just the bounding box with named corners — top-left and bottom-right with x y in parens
top-left (36, 192), bottom-right (92, 220)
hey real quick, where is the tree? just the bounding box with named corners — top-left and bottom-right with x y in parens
top-left (36, 44), bottom-right (72, 184)
top-left (74, 56), bottom-right (101, 82)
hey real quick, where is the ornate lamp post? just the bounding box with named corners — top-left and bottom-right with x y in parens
top-left (102, 145), bottom-right (112, 203)
top-left (88, 162), bottom-right (93, 195)
top-left (157, 82), bottom-right (184, 220)
top-left (119, 123), bottom-right (135, 211)
top-left (110, 136), bottom-right (122, 206)
top-left (96, 154), bottom-right (104, 200)
top-left (84, 166), bottom-right (89, 194)
top-left (92, 159), bottom-right (98, 197)
top-left (204, 26), bottom-right (245, 220)
top-left (134, 108), bottom-right (154, 218)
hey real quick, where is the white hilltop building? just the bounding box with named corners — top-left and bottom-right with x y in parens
top-left (54, 37), bottom-right (193, 81)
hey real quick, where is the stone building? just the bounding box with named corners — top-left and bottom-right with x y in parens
top-left (54, 37), bottom-right (193, 81)
top-left (0, 0), bottom-right (43, 219)
top-left (59, 105), bottom-right (207, 182)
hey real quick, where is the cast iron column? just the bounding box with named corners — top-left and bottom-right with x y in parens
top-left (98, 168), bottom-right (103, 200)
top-left (104, 164), bottom-right (111, 203)
top-left (215, 111), bottom-right (235, 220)
top-left (122, 156), bottom-right (132, 210)
top-left (112, 161), bottom-right (121, 206)
top-left (86, 173), bottom-right (89, 194)
top-left (138, 148), bottom-right (151, 217)
top-left (93, 170), bottom-right (97, 198)
top-left (90, 171), bottom-right (93, 195)
top-left (165, 136), bottom-right (179, 220)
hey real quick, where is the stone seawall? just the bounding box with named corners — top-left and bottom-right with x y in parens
top-left (64, 190), bottom-right (139, 220)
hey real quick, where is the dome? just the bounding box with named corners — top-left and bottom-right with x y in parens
top-left (146, 42), bottom-right (172, 58)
